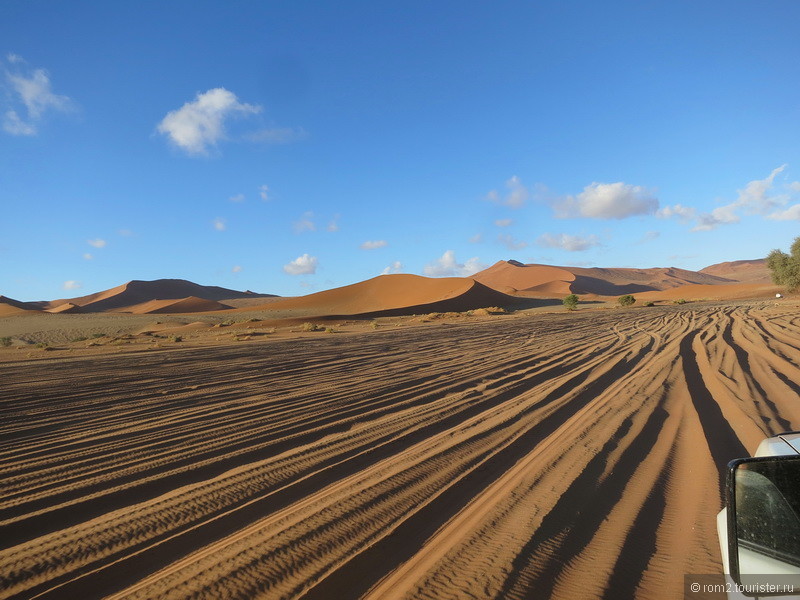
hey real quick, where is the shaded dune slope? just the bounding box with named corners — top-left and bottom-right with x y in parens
top-left (247, 274), bottom-right (533, 318)
top-left (0, 297), bottom-right (43, 317)
top-left (126, 297), bottom-right (233, 315)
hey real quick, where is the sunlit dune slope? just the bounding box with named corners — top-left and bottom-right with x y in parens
top-left (699, 259), bottom-right (771, 284)
top-left (245, 274), bottom-right (523, 317)
top-left (125, 296), bottom-right (233, 314)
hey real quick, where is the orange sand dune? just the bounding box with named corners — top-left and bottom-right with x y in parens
top-left (474, 260), bottom-right (736, 296)
top-left (0, 296), bottom-right (42, 316)
top-left (245, 274), bottom-right (525, 317)
top-left (124, 296), bottom-right (233, 314)
top-left (700, 259), bottom-right (771, 284)
top-left (637, 282), bottom-right (782, 301)
top-left (46, 302), bottom-right (82, 314)
top-left (472, 261), bottom-right (576, 295)
top-left (44, 279), bottom-right (274, 313)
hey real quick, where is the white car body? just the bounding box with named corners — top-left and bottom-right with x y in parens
top-left (718, 433), bottom-right (800, 599)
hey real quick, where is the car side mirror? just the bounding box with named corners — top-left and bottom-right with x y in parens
top-left (727, 456), bottom-right (800, 594)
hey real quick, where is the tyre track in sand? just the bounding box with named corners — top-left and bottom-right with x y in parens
top-left (1, 301), bottom-right (798, 600)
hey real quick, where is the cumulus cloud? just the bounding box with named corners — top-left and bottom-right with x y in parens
top-left (229, 193), bottom-right (245, 203)
top-left (294, 211), bottom-right (315, 233)
top-left (656, 204), bottom-right (696, 222)
top-left (83, 253), bottom-right (93, 260)
top-left (381, 261), bottom-right (403, 275)
top-left (693, 166), bottom-right (793, 230)
top-left (259, 184), bottom-right (270, 201)
top-left (87, 238), bottom-right (106, 248)
top-left (232, 265), bottom-right (243, 273)
top-left (156, 88), bottom-right (261, 155)
top-left (424, 250), bottom-right (486, 277)
top-left (283, 253), bottom-right (318, 275)
top-left (768, 204), bottom-right (800, 221)
top-left (485, 176), bottom-right (529, 209)
top-left (213, 218), bottom-right (226, 231)
top-left (62, 280), bottom-right (81, 290)
top-left (361, 240), bottom-right (387, 250)
top-left (555, 182), bottom-right (658, 219)
top-left (537, 233), bottom-right (601, 252)
top-left (498, 234), bottom-right (528, 250)
top-left (3, 56), bottom-right (73, 135)
top-left (494, 218), bottom-right (513, 227)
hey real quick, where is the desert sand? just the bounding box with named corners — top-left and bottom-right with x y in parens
top-left (1, 291), bottom-right (799, 599)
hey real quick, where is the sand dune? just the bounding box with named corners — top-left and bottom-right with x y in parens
top-left (125, 296), bottom-right (233, 314)
top-left (45, 303), bottom-right (82, 314)
top-left (474, 260), bottom-right (736, 297)
top-left (700, 259), bottom-right (771, 284)
top-left (40, 279), bottom-right (275, 313)
top-left (244, 274), bottom-right (526, 317)
top-left (1, 301), bottom-right (798, 599)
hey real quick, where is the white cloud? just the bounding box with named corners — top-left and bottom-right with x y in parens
top-left (381, 261), bottom-right (403, 275)
top-left (768, 204), bottom-right (800, 221)
top-left (118, 229), bottom-right (134, 237)
top-left (83, 253), bottom-right (93, 260)
top-left (692, 166), bottom-right (791, 230)
top-left (229, 193), bottom-right (245, 203)
top-left (213, 218), bottom-right (226, 231)
top-left (156, 88), bottom-right (261, 155)
top-left (555, 182), bottom-right (658, 219)
top-left (424, 250), bottom-right (486, 277)
top-left (469, 233), bottom-right (483, 244)
top-left (498, 234), bottom-right (528, 250)
top-left (294, 211), bottom-right (315, 233)
top-left (327, 215), bottom-right (340, 232)
top-left (232, 265), bottom-right (243, 273)
top-left (637, 231), bottom-right (660, 244)
top-left (361, 240), bottom-right (387, 250)
top-left (485, 175), bottom-right (529, 209)
top-left (62, 280), bottom-right (81, 290)
top-left (537, 233), bottom-right (601, 252)
top-left (656, 204), bottom-right (696, 221)
top-left (283, 253), bottom-right (318, 275)
top-left (494, 218), bottom-right (513, 227)
top-left (259, 184), bottom-right (270, 201)
top-left (87, 238), bottom-right (106, 248)
top-left (3, 57), bottom-right (73, 135)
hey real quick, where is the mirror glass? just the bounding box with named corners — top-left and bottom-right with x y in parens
top-left (734, 457), bottom-right (800, 589)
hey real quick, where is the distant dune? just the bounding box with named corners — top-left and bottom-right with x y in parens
top-left (37, 279), bottom-right (276, 313)
top-left (473, 260), bottom-right (770, 297)
top-left (0, 296), bottom-right (42, 316)
top-left (126, 296), bottom-right (233, 314)
top-left (699, 258), bottom-right (771, 283)
top-left (245, 274), bottom-right (527, 318)
top-left (45, 302), bottom-right (83, 314)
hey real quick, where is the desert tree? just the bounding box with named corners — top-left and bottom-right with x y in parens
top-left (618, 294), bottom-right (636, 307)
top-left (563, 294), bottom-right (579, 311)
top-left (767, 236), bottom-right (800, 292)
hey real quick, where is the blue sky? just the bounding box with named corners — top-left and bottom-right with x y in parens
top-left (2, 1), bottom-right (800, 301)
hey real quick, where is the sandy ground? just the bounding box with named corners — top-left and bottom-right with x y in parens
top-left (2, 300), bottom-right (799, 599)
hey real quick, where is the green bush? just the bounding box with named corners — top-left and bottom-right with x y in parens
top-left (643, 301), bottom-right (655, 307)
top-left (302, 322), bottom-right (323, 332)
top-left (563, 294), bottom-right (579, 311)
top-left (767, 237), bottom-right (800, 292)
top-left (673, 298), bottom-right (686, 305)
top-left (618, 295), bottom-right (636, 307)
top-left (0, 337), bottom-right (12, 347)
